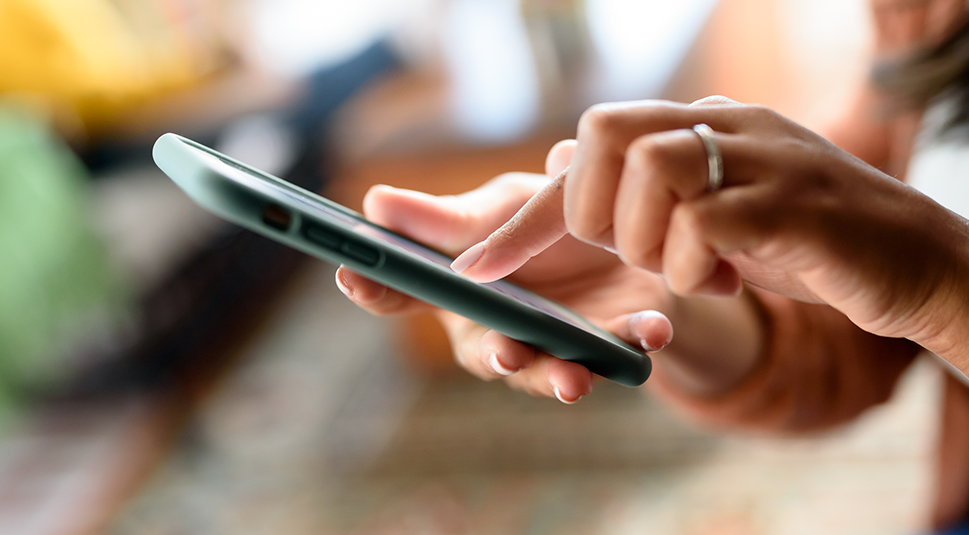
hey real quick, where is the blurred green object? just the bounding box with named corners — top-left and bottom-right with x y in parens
top-left (0, 106), bottom-right (116, 416)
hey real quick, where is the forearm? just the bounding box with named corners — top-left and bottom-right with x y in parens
top-left (652, 290), bottom-right (919, 433)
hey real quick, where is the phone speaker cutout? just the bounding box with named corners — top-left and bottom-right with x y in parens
top-left (262, 205), bottom-right (292, 231)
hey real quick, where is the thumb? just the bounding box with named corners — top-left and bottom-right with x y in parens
top-left (362, 176), bottom-right (545, 256)
top-left (546, 139), bottom-right (577, 177)
top-left (363, 185), bottom-right (474, 254)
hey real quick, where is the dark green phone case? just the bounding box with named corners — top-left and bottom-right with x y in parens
top-left (153, 133), bottom-right (651, 386)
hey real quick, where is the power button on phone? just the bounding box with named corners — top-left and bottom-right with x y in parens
top-left (341, 241), bottom-right (381, 266)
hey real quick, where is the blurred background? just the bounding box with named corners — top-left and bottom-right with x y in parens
top-left (0, 0), bottom-right (941, 534)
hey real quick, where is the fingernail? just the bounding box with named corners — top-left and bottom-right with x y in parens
top-left (489, 352), bottom-right (515, 376)
top-left (451, 241), bottom-right (486, 274)
top-left (604, 247), bottom-right (618, 255)
top-left (553, 385), bottom-right (581, 405)
top-left (335, 270), bottom-right (354, 298)
top-left (631, 310), bottom-right (672, 351)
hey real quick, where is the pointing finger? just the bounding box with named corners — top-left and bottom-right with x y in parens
top-left (450, 168), bottom-right (570, 282)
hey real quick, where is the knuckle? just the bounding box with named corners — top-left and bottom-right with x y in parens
top-left (625, 134), bottom-right (696, 189)
top-left (665, 271), bottom-right (692, 296)
top-left (679, 199), bottom-right (705, 225)
top-left (672, 202), bottom-right (706, 237)
top-left (746, 104), bottom-right (779, 125)
top-left (578, 103), bottom-right (623, 139)
top-left (690, 94), bottom-right (737, 107)
top-left (627, 135), bottom-right (677, 169)
top-left (618, 242), bottom-right (661, 271)
top-left (486, 222), bottom-right (516, 245)
top-left (564, 211), bottom-right (609, 244)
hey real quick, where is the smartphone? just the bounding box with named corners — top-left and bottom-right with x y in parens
top-left (152, 133), bottom-right (651, 386)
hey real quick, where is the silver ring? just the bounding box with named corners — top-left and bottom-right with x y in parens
top-left (693, 123), bottom-right (723, 192)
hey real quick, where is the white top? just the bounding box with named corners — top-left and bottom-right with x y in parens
top-left (908, 97), bottom-right (969, 216)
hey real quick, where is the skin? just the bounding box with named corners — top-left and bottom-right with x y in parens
top-left (451, 96), bottom-right (969, 378)
top-left (336, 137), bottom-right (765, 404)
top-left (339, 95), bottom-right (969, 403)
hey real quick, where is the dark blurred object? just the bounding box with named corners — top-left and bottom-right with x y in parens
top-left (874, 8), bottom-right (969, 132)
top-left (54, 40), bottom-right (401, 401)
top-left (0, 31), bottom-right (400, 535)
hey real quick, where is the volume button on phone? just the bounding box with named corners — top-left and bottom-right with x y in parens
top-left (341, 240), bottom-right (381, 267)
top-left (303, 224), bottom-right (342, 250)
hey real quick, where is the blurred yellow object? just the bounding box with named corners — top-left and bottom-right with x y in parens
top-left (0, 0), bottom-right (226, 129)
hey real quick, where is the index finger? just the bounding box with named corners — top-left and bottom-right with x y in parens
top-left (450, 167), bottom-right (570, 282)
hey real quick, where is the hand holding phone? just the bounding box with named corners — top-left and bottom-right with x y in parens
top-left (153, 134), bottom-right (671, 398)
top-left (339, 176), bottom-right (676, 402)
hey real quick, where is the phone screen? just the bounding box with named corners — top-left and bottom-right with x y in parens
top-left (192, 142), bottom-right (608, 339)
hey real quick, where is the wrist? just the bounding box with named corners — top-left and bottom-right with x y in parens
top-left (911, 226), bottom-right (969, 376)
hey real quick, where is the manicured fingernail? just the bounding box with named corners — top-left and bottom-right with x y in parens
top-left (451, 241), bottom-right (486, 274)
top-left (553, 386), bottom-right (581, 405)
top-left (489, 352), bottom-right (515, 376)
top-left (335, 270), bottom-right (354, 298)
top-left (631, 310), bottom-right (672, 351)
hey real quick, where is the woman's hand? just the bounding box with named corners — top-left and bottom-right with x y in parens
top-left (451, 97), bottom-right (969, 373)
top-left (335, 156), bottom-right (680, 403)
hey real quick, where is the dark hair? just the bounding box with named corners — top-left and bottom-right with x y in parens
top-left (873, 15), bottom-right (969, 130)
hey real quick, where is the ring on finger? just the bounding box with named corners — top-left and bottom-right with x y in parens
top-left (692, 123), bottom-right (724, 192)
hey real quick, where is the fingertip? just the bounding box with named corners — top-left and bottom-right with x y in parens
top-left (458, 267), bottom-right (507, 284)
top-left (553, 386), bottom-right (578, 404)
top-left (489, 352), bottom-right (516, 376)
top-left (451, 241), bottom-right (522, 283)
top-left (629, 310), bottom-right (674, 352)
top-left (546, 359), bottom-right (593, 404)
top-left (337, 267), bottom-right (388, 304)
top-left (335, 267), bottom-right (354, 298)
top-left (450, 241), bottom-right (486, 275)
top-left (361, 184), bottom-right (396, 219)
top-left (479, 330), bottom-right (536, 376)
top-left (663, 211), bottom-right (721, 296)
top-left (546, 139), bottom-right (578, 177)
